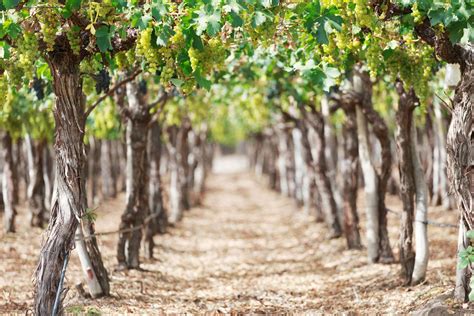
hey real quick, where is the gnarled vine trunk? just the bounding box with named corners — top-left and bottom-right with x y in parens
top-left (179, 120), bottom-right (191, 211)
top-left (194, 129), bottom-right (208, 203)
top-left (341, 104), bottom-right (362, 249)
top-left (117, 80), bottom-right (151, 269)
top-left (303, 109), bottom-right (342, 238)
top-left (447, 64), bottom-right (473, 302)
top-left (411, 120), bottom-right (429, 285)
top-left (2, 131), bottom-right (16, 233)
top-left (146, 121), bottom-right (168, 259)
top-left (25, 136), bottom-right (47, 228)
top-left (34, 56), bottom-right (87, 315)
top-left (101, 139), bottom-right (117, 199)
top-left (432, 98), bottom-right (451, 209)
top-left (395, 82), bottom-right (417, 284)
top-left (353, 67), bottom-right (394, 263)
top-left (88, 137), bottom-right (101, 205)
top-left (167, 125), bottom-right (184, 224)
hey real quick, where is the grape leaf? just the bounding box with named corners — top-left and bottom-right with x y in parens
top-left (155, 24), bottom-right (174, 46)
top-left (151, 0), bottom-right (168, 20)
top-left (0, 41), bottom-right (10, 58)
top-left (95, 26), bottom-right (113, 52)
top-left (194, 69), bottom-right (211, 91)
top-left (66, 0), bottom-right (81, 11)
top-left (170, 78), bottom-right (184, 87)
top-left (229, 12), bottom-right (243, 27)
top-left (195, 6), bottom-right (221, 36)
top-left (2, 0), bottom-right (19, 10)
top-left (447, 20), bottom-right (467, 43)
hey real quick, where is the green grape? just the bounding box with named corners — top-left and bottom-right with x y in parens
top-left (126, 50), bottom-right (136, 66)
top-left (114, 52), bottom-right (129, 70)
top-left (411, 3), bottom-right (423, 24)
top-left (5, 66), bottom-right (23, 87)
top-left (67, 26), bottom-right (81, 55)
top-left (80, 56), bottom-right (102, 74)
top-left (17, 32), bottom-right (39, 81)
top-left (136, 27), bottom-right (160, 73)
top-left (170, 27), bottom-right (185, 50)
top-left (188, 47), bottom-right (201, 73)
top-left (37, 7), bottom-right (59, 51)
top-left (353, 0), bottom-right (373, 27)
top-left (188, 38), bottom-right (226, 75)
top-left (181, 79), bottom-right (196, 95)
top-left (364, 35), bottom-right (382, 79)
top-left (82, 76), bottom-right (95, 95)
top-left (159, 47), bottom-right (174, 85)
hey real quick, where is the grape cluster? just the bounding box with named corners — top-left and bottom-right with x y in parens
top-left (114, 52), bottom-right (129, 70)
top-left (364, 35), bottom-right (383, 79)
top-left (385, 40), bottom-right (435, 103)
top-left (159, 47), bottom-right (175, 85)
top-left (411, 3), bottom-right (423, 24)
top-left (170, 27), bottom-right (185, 50)
top-left (181, 79), bottom-right (196, 95)
top-left (353, 0), bottom-right (373, 27)
top-left (67, 26), bottom-right (81, 56)
top-left (80, 56), bottom-right (102, 74)
top-left (5, 65), bottom-right (23, 87)
top-left (95, 69), bottom-right (111, 94)
top-left (188, 38), bottom-right (226, 75)
top-left (136, 28), bottom-right (160, 73)
top-left (37, 9), bottom-right (59, 51)
top-left (17, 32), bottom-right (39, 80)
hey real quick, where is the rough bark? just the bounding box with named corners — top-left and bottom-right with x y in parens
top-left (101, 139), bottom-right (117, 199)
top-left (432, 98), bottom-right (451, 209)
top-left (395, 82), bottom-right (417, 284)
top-left (322, 96), bottom-right (343, 218)
top-left (116, 80), bottom-right (151, 269)
top-left (303, 109), bottom-right (342, 238)
top-left (447, 63), bottom-right (473, 302)
top-left (2, 131), bottom-right (16, 233)
top-left (88, 137), bottom-right (101, 205)
top-left (167, 125), bottom-right (184, 224)
top-left (292, 128), bottom-right (305, 206)
top-left (266, 133), bottom-right (279, 191)
top-left (192, 128), bottom-right (208, 204)
top-left (12, 139), bottom-right (20, 205)
top-left (26, 136), bottom-right (47, 228)
top-left (146, 121), bottom-right (168, 259)
top-left (43, 144), bottom-right (53, 214)
top-left (276, 123), bottom-right (290, 196)
top-left (356, 107), bottom-right (380, 262)
top-left (354, 67), bottom-right (394, 263)
top-left (34, 54), bottom-right (85, 315)
top-left (34, 50), bottom-right (109, 314)
top-left (341, 104), bottom-right (362, 249)
top-left (296, 119), bottom-right (324, 221)
top-left (179, 121), bottom-right (192, 211)
top-left (411, 120), bottom-right (429, 285)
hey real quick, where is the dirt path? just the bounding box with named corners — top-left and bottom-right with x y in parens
top-left (0, 156), bottom-right (460, 314)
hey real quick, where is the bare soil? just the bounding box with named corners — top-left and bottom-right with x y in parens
top-left (0, 156), bottom-right (463, 314)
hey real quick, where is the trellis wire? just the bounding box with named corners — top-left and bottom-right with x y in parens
top-left (75, 211), bottom-right (162, 241)
top-left (386, 208), bottom-right (458, 228)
